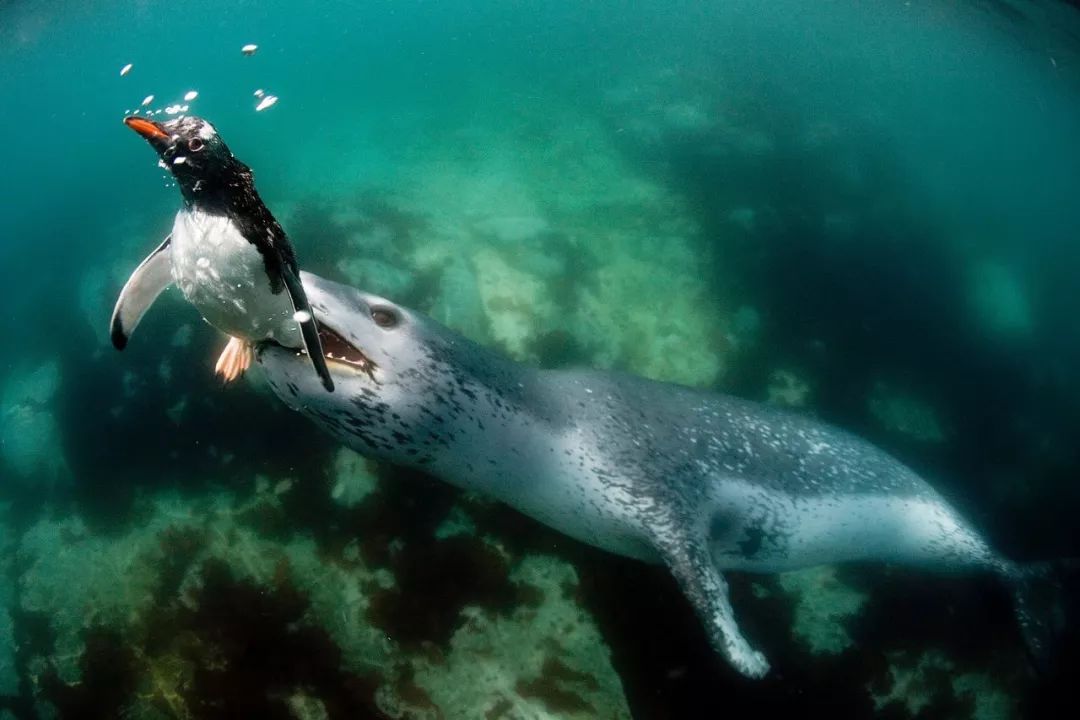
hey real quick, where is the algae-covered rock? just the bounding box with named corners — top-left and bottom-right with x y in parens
top-left (767, 369), bottom-right (812, 408)
top-left (869, 649), bottom-right (1016, 719)
top-left (337, 257), bottom-right (415, 299)
top-left (0, 504), bottom-right (16, 698)
top-left (18, 512), bottom-right (167, 684)
top-left (12, 480), bottom-right (630, 718)
top-left (330, 447), bottom-right (380, 508)
top-left (776, 566), bottom-right (867, 656)
top-left (0, 605), bottom-right (14, 698)
top-left (867, 381), bottom-right (946, 443)
top-left (0, 361), bottom-right (70, 489)
top-left (572, 248), bottom-right (725, 387)
top-left (967, 260), bottom-right (1033, 341)
top-left (473, 247), bottom-right (559, 361)
top-left (339, 96), bottom-right (736, 387)
top-left (379, 555), bottom-right (630, 720)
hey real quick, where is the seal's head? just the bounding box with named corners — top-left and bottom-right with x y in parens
top-left (256, 272), bottom-right (501, 463)
top-left (124, 115), bottom-right (246, 205)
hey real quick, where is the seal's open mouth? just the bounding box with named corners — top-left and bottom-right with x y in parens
top-left (316, 325), bottom-right (375, 374)
top-left (280, 323), bottom-right (376, 378)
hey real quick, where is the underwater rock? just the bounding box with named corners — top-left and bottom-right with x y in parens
top-left (472, 247), bottom-right (558, 361)
top-left (0, 505), bottom-right (16, 698)
top-left (427, 256), bottom-right (490, 345)
top-left (0, 361), bottom-right (69, 489)
top-left (602, 68), bottom-right (774, 160)
top-left (433, 503), bottom-right (478, 540)
top-left (0, 602), bottom-right (13, 698)
top-left (157, 358), bottom-right (173, 384)
top-left (473, 215), bottom-right (551, 246)
top-left (286, 691), bottom-right (329, 720)
top-left (602, 71), bottom-right (718, 149)
top-left (727, 305), bottom-right (762, 350)
top-left (77, 267), bottom-right (112, 349)
top-left (170, 323), bottom-right (193, 348)
top-left (951, 671), bottom-right (1017, 720)
top-left (11, 481), bottom-right (629, 717)
top-left (330, 447), bottom-right (380, 508)
top-left (17, 512), bottom-right (165, 685)
top-left (775, 566), bottom-right (867, 656)
top-left (727, 207), bottom-right (757, 233)
top-left (766, 369), bottom-right (812, 408)
top-left (165, 395), bottom-right (188, 426)
top-left (15, 488), bottom-right (390, 710)
top-left (661, 100), bottom-right (714, 135)
top-left (867, 381), bottom-right (946, 443)
top-left (284, 94), bottom-right (733, 389)
top-left (337, 257), bottom-right (415, 300)
top-left (967, 260), bottom-right (1034, 341)
top-left (573, 253), bottom-right (724, 387)
top-left (871, 649), bottom-right (953, 715)
top-left (377, 555), bottom-right (630, 720)
top-left (869, 649), bottom-right (1015, 719)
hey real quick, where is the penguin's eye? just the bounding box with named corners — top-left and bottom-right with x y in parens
top-left (188, 138), bottom-right (204, 152)
top-left (371, 307), bottom-right (398, 328)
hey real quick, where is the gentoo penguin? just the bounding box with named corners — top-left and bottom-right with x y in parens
top-left (111, 114), bottom-right (333, 391)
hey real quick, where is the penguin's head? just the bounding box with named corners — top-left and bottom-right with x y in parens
top-left (124, 115), bottom-right (247, 204)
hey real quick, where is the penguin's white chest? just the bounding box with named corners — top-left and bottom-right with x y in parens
top-left (170, 209), bottom-right (300, 346)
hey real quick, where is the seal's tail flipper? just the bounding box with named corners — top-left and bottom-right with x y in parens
top-left (1009, 560), bottom-right (1079, 674)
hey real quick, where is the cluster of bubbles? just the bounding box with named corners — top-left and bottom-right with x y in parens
top-left (119, 43), bottom-right (277, 118)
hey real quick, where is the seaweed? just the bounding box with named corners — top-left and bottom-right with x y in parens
top-left (367, 535), bottom-right (518, 649)
top-left (169, 559), bottom-right (389, 720)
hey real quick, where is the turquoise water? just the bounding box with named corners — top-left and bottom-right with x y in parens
top-left (2, 0), bottom-right (1080, 717)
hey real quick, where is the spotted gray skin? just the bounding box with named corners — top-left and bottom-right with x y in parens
top-left (257, 273), bottom-right (1020, 678)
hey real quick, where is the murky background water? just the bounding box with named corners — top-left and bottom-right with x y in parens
top-left (2, 1), bottom-right (1079, 717)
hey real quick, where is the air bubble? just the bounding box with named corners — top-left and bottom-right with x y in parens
top-left (255, 95), bottom-right (278, 112)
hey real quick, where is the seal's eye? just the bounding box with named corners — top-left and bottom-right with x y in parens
top-left (188, 138), bottom-right (204, 152)
top-left (371, 307), bottom-right (397, 328)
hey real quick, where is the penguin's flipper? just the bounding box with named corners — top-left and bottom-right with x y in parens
top-left (280, 263), bottom-right (334, 392)
top-left (655, 525), bottom-right (770, 678)
top-left (110, 235), bottom-right (174, 350)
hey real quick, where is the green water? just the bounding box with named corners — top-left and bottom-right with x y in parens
top-left (1, 1), bottom-right (1079, 717)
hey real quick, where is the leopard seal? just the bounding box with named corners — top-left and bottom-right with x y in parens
top-left (256, 272), bottom-right (1066, 677)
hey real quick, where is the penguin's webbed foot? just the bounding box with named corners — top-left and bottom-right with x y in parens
top-left (215, 336), bottom-right (253, 384)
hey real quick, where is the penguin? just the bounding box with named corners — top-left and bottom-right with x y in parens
top-left (111, 114), bottom-right (334, 391)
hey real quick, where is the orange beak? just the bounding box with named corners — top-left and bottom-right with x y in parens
top-left (124, 116), bottom-right (169, 141)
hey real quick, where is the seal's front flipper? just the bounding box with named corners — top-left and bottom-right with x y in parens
top-left (659, 531), bottom-right (770, 678)
top-left (281, 263), bottom-right (334, 392)
top-left (110, 235), bottom-right (174, 350)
